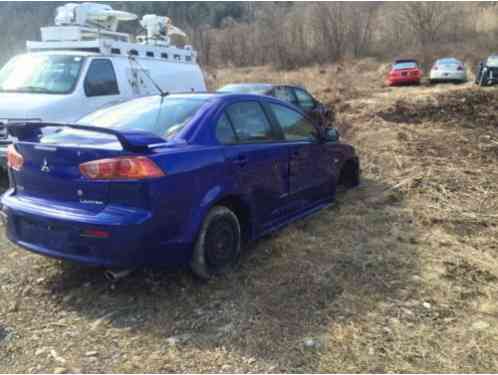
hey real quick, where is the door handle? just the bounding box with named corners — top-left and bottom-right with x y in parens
top-left (231, 155), bottom-right (248, 166)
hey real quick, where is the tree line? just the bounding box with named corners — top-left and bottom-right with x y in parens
top-left (0, 2), bottom-right (497, 69)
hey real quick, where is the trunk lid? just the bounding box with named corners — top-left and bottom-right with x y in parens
top-left (13, 143), bottom-right (121, 209)
top-left (8, 122), bottom-right (168, 210)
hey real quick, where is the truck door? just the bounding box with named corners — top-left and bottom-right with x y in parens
top-left (83, 58), bottom-right (124, 116)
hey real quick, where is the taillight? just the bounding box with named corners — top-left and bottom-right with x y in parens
top-left (79, 156), bottom-right (165, 180)
top-left (7, 144), bottom-right (24, 171)
top-left (457, 65), bottom-right (464, 71)
top-left (433, 66), bottom-right (438, 71)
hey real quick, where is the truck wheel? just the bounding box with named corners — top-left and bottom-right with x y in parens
top-left (190, 206), bottom-right (241, 280)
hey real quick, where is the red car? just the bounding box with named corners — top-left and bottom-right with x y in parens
top-left (387, 59), bottom-right (423, 86)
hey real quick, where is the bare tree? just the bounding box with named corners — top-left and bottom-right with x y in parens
top-left (398, 2), bottom-right (460, 46)
top-left (311, 3), bottom-right (348, 62)
top-left (348, 3), bottom-right (379, 57)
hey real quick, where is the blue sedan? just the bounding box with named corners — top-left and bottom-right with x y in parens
top-left (1, 93), bottom-right (359, 279)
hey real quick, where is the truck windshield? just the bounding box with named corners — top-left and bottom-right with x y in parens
top-left (0, 54), bottom-right (83, 94)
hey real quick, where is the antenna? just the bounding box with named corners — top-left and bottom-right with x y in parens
top-left (128, 54), bottom-right (169, 97)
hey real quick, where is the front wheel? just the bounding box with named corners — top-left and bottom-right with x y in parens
top-left (479, 72), bottom-right (489, 86)
top-left (190, 206), bottom-right (241, 280)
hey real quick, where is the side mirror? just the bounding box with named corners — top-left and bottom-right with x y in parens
top-left (325, 128), bottom-right (340, 142)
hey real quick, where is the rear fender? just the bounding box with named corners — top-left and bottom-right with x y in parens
top-left (187, 186), bottom-right (255, 243)
top-left (184, 185), bottom-right (222, 243)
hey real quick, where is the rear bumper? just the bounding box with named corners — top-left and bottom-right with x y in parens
top-left (1, 190), bottom-right (192, 268)
top-left (430, 71), bottom-right (466, 81)
top-left (388, 76), bottom-right (420, 85)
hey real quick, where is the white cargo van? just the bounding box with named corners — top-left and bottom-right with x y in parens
top-left (0, 3), bottom-right (206, 167)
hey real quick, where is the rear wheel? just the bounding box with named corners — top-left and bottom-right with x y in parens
top-left (190, 206), bottom-right (241, 280)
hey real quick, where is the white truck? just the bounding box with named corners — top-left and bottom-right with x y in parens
top-left (0, 3), bottom-right (207, 168)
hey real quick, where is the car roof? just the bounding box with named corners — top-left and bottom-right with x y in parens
top-left (221, 83), bottom-right (274, 88)
top-left (218, 83), bottom-right (274, 91)
top-left (218, 83), bottom-right (308, 90)
top-left (21, 50), bottom-right (99, 57)
top-left (166, 93), bottom-right (222, 100)
top-left (145, 92), bottom-right (295, 103)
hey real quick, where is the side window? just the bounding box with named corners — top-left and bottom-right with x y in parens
top-left (273, 87), bottom-right (297, 105)
top-left (270, 103), bottom-right (316, 141)
top-left (294, 89), bottom-right (315, 111)
top-left (216, 113), bottom-right (237, 144)
top-left (226, 102), bottom-right (274, 143)
top-left (84, 59), bottom-right (119, 97)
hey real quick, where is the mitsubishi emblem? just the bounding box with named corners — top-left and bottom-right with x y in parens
top-left (41, 158), bottom-right (50, 173)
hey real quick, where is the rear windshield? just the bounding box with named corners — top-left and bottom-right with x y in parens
top-left (487, 56), bottom-right (498, 67)
top-left (0, 54), bottom-right (83, 94)
top-left (436, 59), bottom-right (461, 67)
top-left (78, 96), bottom-right (207, 140)
top-left (393, 62), bottom-right (417, 70)
top-left (218, 84), bottom-right (271, 94)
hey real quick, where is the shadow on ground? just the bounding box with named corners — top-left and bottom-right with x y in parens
top-left (12, 176), bottom-right (421, 371)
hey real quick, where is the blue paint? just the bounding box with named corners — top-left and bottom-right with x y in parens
top-left (1, 93), bottom-right (358, 268)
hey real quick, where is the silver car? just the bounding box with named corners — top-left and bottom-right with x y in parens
top-left (429, 58), bottom-right (467, 84)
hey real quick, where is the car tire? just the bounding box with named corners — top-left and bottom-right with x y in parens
top-left (339, 158), bottom-right (360, 189)
top-left (190, 206), bottom-right (241, 280)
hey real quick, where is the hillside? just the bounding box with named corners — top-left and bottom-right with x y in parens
top-left (1, 64), bottom-right (497, 372)
top-left (2, 3), bottom-right (498, 68)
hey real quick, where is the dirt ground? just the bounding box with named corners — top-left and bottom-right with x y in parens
top-left (1, 61), bottom-right (498, 373)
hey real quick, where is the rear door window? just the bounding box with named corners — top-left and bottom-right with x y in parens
top-left (269, 103), bottom-right (316, 141)
top-left (226, 101), bottom-right (274, 143)
top-left (216, 113), bottom-right (237, 144)
top-left (84, 59), bottom-right (119, 97)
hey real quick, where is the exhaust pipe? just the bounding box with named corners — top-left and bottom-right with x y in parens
top-left (104, 269), bottom-right (133, 281)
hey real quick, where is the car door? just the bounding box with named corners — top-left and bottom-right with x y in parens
top-left (267, 102), bottom-right (336, 209)
top-left (219, 101), bottom-right (290, 231)
top-left (83, 58), bottom-right (123, 116)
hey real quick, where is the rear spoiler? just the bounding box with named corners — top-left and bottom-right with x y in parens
top-left (6, 122), bottom-right (170, 152)
top-left (394, 59), bottom-right (418, 64)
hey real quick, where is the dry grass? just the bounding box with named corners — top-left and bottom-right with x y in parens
top-left (1, 62), bottom-right (498, 372)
